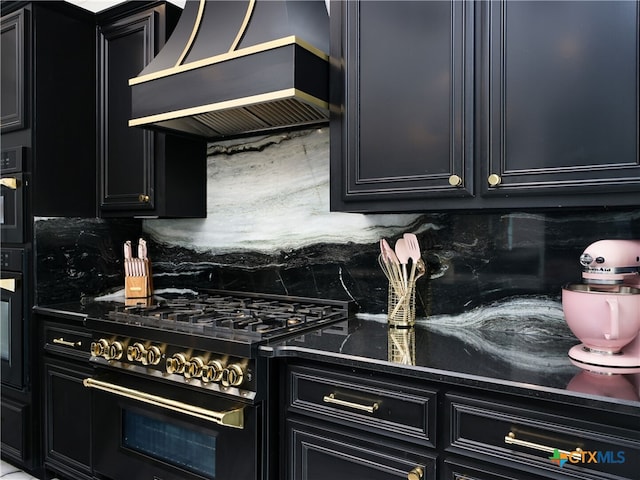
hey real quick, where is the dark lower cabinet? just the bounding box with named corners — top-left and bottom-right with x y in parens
top-left (441, 457), bottom-right (547, 480)
top-left (283, 360), bottom-right (639, 480)
top-left (41, 318), bottom-right (93, 480)
top-left (287, 418), bottom-right (435, 480)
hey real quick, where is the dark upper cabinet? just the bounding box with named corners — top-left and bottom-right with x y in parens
top-left (481, 1), bottom-right (640, 201)
top-left (0, 2), bottom-right (96, 218)
top-left (330, 0), bottom-right (640, 213)
top-left (1, 8), bottom-right (26, 133)
top-left (97, 1), bottom-right (207, 218)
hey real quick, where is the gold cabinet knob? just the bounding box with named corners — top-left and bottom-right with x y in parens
top-left (448, 174), bottom-right (463, 187)
top-left (138, 194), bottom-right (150, 203)
top-left (488, 174), bottom-right (502, 187)
top-left (408, 466), bottom-right (424, 480)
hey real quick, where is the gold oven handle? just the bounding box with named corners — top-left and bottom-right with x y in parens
top-left (505, 431), bottom-right (582, 461)
top-left (323, 393), bottom-right (379, 414)
top-left (83, 377), bottom-right (244, 429)
top-left (0, 278), bottom-right (16, 292)
top-left (0, 177), bottom-right (18, 189)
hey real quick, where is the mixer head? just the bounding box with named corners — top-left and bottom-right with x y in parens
top-left (580, 239), bottom-right (640, 286)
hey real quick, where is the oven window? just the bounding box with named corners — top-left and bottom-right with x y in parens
top-left (1, 299), bottom-right (9, 361)
top-left (122, 410), bottom-right (217, 478)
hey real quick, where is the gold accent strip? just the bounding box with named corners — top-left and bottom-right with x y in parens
top-left (83, 377), bottom-right (244, 429)
top-left (230, 0), bottom-right (256, 52)
top-left (129, 36), bottom-right (328, 86)
top-left (323, 393), bottom-right (379, 414)
top-left (175, 0), bottom-right (207, 67)
top-left (0, 177), bottom-right (18, 189)
top-left (0, 278), bottom-right (16, 292)
top-left (128, 88), bottom-right (328, 127)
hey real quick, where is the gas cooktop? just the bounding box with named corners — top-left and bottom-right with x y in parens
top-left (108, 290), bottom-right (354, 340)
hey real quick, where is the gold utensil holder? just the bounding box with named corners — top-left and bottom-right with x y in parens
top-left (388, 327), bottom-right (415, 365)
top-left (387, 282), bottom-right (415, 328)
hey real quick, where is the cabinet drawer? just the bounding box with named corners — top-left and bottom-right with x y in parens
top-left (287, 417), bottom-right (436, 480)
top-left (43, 322), bottom-right (92, 361)
top-left (287, 365), bottom-right (437, 447)
top-left (446, 393), bottom-right (640, 480)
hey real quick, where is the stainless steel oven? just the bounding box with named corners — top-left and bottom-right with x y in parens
top-left (85, 369), bottom-right (260, 480)
top-left (1, 146), bottom-right (28, 244)
top-left (1, 246), bottom-right (27, 389)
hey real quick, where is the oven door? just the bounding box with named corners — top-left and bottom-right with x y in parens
top-left (85, 370), bottom-right (259, 480)
top-left (1, 268), bottom-right (23, 389)
top-left (0, 172), bottom-right (27, 244)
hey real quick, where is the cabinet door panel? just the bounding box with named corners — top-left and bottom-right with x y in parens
top-left (99, 12), bottom-right (155, 212)
top-left (332, 0), bottom-right (473, 209)
top-left (287, 418), bottom-right (434, 480)
top-left (484, 0), bottom-right (640, 196)
top-left (0, 9), bottom-right (26, 133)
top-left (44, 359), bottom-right (93, 479)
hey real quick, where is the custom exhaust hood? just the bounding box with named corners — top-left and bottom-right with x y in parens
top-left (128, 0), bottom-right (330, 140)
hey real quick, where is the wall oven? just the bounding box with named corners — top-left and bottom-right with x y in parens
top-left (1, 146), bottom-right (28, 244)
top-left (1, 246), bottom-right (27, 389)
top-left (86, 369), bottom-right (259, 480)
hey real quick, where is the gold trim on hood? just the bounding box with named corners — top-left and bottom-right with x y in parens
top-left (128, 88), bottom-right (328, 128)
top-left (230, 0), bottom-right (256, 52)
top-left (129, 36), bottom-right (328, 87)
top-left (175, 0), bottom-right (207, 66)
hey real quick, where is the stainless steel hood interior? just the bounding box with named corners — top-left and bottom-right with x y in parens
top-left (129, 0), bottom-right (330, 139)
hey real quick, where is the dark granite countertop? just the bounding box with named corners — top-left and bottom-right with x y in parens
top-left (34, 298), bottom-right (640, 415)
top-left (260, 314), bottom-right (640, 415)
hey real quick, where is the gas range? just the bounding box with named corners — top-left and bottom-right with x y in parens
top-left (86, 290), bottom-right (355, 401)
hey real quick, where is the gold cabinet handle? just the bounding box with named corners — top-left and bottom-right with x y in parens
top-left (505, 431), bottom-right (582, 461)
top-left (407, 466), bottom-right (424, 480)
top-left (53, 337), bottom-right (82, 348)
top-left (322, 393), bottom-right (379, 414)
top-left (488, 174), bottom-right (502, 187)
top-left (0, 177), bottom-right (18, 189)
top-left (138, 194), bottom-right (150, 203)
top-left (0, 278), bottom-right (16, 292)
top-left (83, 377), bottom-right (244, 429)
top-left (448, 174), bottom-right (463, 187)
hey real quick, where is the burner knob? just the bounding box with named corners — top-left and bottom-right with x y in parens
top-left (90, 339), bottom-right (109, 358)
top-left (166, 353), bottom-right (187, 374)
top-left (127, 342), bottom-right (146, 362)
top-left (202, 360), bottom-right (224, 383)
top-left (144, 345), bottom-right (162, 366)
top-left (221, 364), bottom-right (244, 387)
top-left (106, 341), bottom-right (124, 361)
top-left (184, 357), bottom-right (205, 379)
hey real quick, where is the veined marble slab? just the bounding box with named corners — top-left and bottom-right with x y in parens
top-left (143, 128), bottom-right (431, 254)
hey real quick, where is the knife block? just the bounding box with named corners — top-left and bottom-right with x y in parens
top-left (125, 259), bottom-right (153, 299)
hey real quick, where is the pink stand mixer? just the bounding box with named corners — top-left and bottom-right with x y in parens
top-left (562, 239), bottom-right (640, 374)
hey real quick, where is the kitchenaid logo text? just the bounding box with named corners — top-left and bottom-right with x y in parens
top-left (549, 449), bottom-right (625, 467)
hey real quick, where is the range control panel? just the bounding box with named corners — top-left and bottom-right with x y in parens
top-left (89, 336), bottom-right (256, 400)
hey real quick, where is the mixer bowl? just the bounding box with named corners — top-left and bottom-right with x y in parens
top-left (562, 284), bottom-right (640, 353)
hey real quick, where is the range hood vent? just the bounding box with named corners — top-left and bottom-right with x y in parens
top-left (129, 0), bottom-right (330, 140)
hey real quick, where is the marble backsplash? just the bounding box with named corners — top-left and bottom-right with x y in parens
top-left (34, 128), bottom-right (640, 324)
